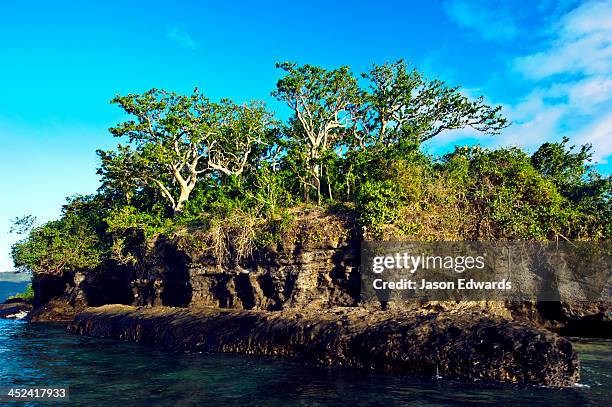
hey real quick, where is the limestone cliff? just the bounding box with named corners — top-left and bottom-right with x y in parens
top-left (28, 208), bottom-right (610, 334)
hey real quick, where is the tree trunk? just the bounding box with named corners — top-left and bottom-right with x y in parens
top-left (313, 163), bottom-right (321, 205)
top-left (326, 165), bottom-right (333, 202)
top-left (310, 149), bottom-right (322, 205)
top-left (174, 186), bottom-right (192, 215)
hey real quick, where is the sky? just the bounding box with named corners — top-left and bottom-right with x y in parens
top-left (0, 0), bottom-right (611, 271)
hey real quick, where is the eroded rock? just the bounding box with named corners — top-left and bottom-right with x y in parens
top-left (68, 305), bottom-right (580, 387)
top-left (0, 299), bottom-right (32, 319)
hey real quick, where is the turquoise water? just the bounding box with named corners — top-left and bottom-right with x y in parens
top-left (0, 319), bottom-right (610, 406)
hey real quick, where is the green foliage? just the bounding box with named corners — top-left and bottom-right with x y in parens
top-left (11, 60), bottom-right (611, 277)
top-left (342, 138), bottom-right (426, 200)
top-left (457, 147), bottom-right (570, 240)
top-left (356, 60), bottom-right (508, 146)
top-left (11, 208), bottom-right (105, 274)
top-left (273, 62), bottom-right (361, 203)
top-left (105, 205), bottom-right (173, 239)
top-left (253, 210), bottom-right (296, 248)
top-left (100, 88), bottom-right (275, 215)
top-left (274, 60), bottom-right (507, 204)
top-left (356, 180), bottom-right (402, 231)
top-left (353, 142), bottom-right (609, 242)
top-left (351, 140), bottom-right (433, 234)
top-left (8, 284), bottom-right (34, 301)
top-left (531, 136), bottom-right (592, 190)
top-left (246, 165), bottom-right (297, 217)
top-left (531, 137), bottom-right (611, 239)
top-left (9, 215), bottom-right (37, 235)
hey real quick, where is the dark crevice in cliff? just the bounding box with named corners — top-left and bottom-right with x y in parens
top-left (557, 319), bottom-right (612, 338)
top-left (83, 266), bottom-right (134, 307)
top-left (32, 274), bottom-right (69, 307)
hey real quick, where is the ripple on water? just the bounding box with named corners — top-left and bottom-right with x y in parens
top-left (0, 319), bottom-right (610, 406)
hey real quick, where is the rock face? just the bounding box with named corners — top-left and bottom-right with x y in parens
top-left (68, 304), bottom-right (580, 387)
top-left (29, 209), bottom-right (611, 336)
top-left (27, 208), bottom-right (608, 387)
top-left (30, 210), bottom-right (360, 315)
top-left (28, 298), bottom-right (82, 322)
top-left (0, 299), bottom-right (32, 319)
top-left (133, 210), bottom-right (360, 310)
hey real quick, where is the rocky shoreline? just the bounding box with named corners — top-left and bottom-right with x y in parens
top-left (67, 304), bottom-right (580, 387)
top-left (7, 210), bottom-right (609, 389)
top-left (0, 298), bottom-right (32, 319)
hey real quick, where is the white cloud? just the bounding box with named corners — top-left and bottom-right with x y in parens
top-left (497, 102), bottom-right (568, 150)
top-left (565, 75), bottom-right (612, 113)
top-left (504, 1), bottom-right (612, 163)
top-left (574, 114), bottom-right (612, 164)
top-left (165, 26), bottom-right (197, 50)
top-left (564, 0), bottom-right (612, 33)
top-left (505, 74), bottom-right (612, 122)
top-left (514, 1), bottom-right (612, 79)
top-left (422, 0), bottom-right (612, 173)
top-left (425, 1), bottom-right (612, 166)
top-left (443, 0), bottom-right (519, 41)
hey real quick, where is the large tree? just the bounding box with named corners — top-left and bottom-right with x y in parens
top-left (273, 62), bottom-right (360, 203)
top-left (99, 89), bottom-right (274, 214)
top-left (274, 61), bottom-right (508, 203)
top-left (354, 60), bottom-right (508, 147)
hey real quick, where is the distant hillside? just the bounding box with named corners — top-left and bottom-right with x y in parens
top-left (0, 272), bottom-right (32, 283)
top-left (0, 272), bottom-right (32, 302)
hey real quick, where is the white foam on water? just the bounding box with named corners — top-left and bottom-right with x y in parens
top-left (7, 311), bottom-right (29, 320)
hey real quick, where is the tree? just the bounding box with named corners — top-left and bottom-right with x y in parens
top-left (363, 60), bottom-right (508, 146)
top-left (11, 212), bottom-right (104, 275)
top-left (273, 62), bottom-right (360, 203)
top-left (100, 89), bottom-right (275, 215)
top-left (354, 60), bottom-right (508, 147)
top-left (532, 137), bottom-right (611, 239)
top-left (274, 61), bottom-right (507, 203)
top-left (531, 137), bottom-right (592, 194)
top-left (9, 215), bottom-right (37, 235)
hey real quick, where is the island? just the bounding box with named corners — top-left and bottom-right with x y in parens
top-left (6, 60), bottom-right (611, 388)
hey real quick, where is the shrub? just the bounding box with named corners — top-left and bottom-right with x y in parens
top-left (11, 214), bottom-right (104, 274)
top-left (8, 284), bottom-right (34, 301)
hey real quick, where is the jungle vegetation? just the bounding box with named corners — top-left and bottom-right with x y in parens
top-left (11, 60), bottom-right (611, 275)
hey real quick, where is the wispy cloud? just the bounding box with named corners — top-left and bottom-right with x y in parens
top-left (574, 114), bottom-right (612, 163)
top-left (165, 25), bottom-right (197, 50)
top-left (442, 0), bottom-right (519, 41)
top-left (508, 0), bottom-right (612, 163)
top-left (514, 0), bottom-right (612, 79)
top-left (439, 0), bottom-right (612, 167)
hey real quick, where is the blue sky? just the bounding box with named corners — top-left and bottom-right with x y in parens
top-left (1, 0), bottom-right (611, 271)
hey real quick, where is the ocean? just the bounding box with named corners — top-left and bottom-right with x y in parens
top-left (0, 319), bottom-right (610, 406)
top-left (0, 273), bottom-right (31, 303)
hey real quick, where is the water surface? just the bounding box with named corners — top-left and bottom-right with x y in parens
top-left (0, 319), bottom-right (610, 406)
